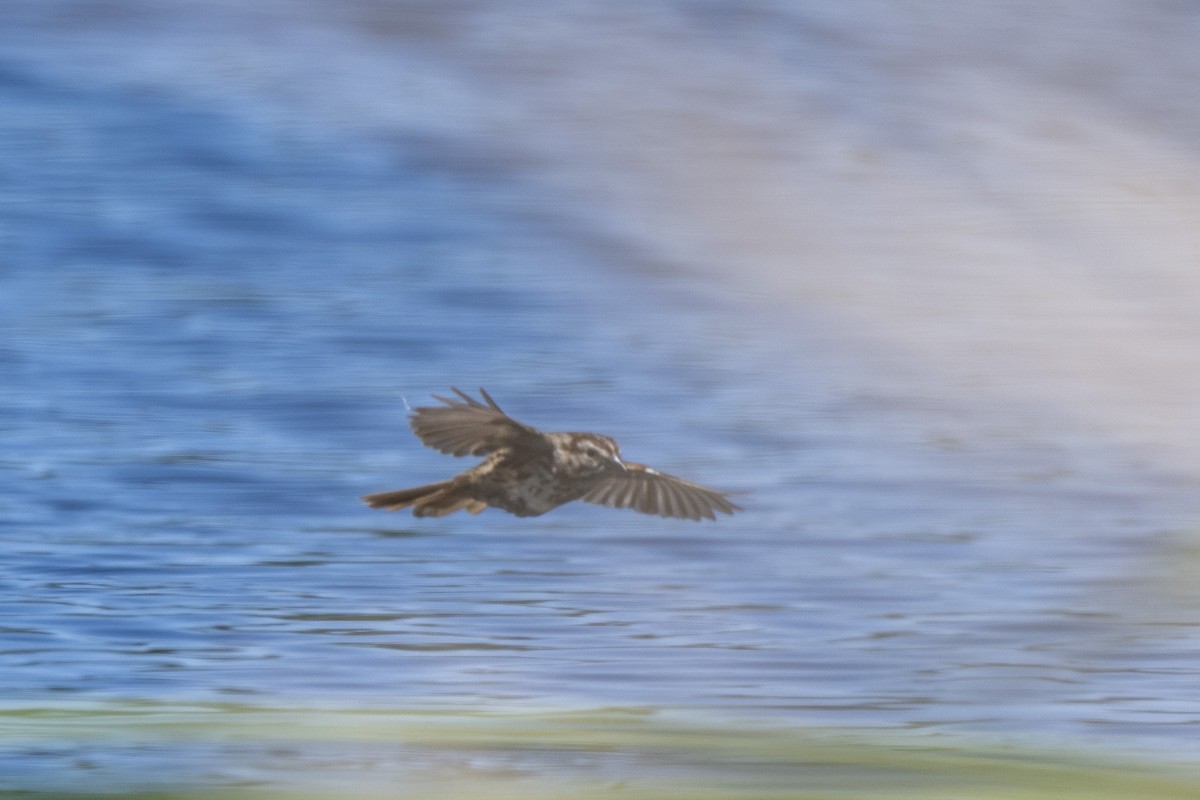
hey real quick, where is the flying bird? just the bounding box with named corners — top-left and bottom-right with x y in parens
top-left (362, 388), bottom-right (740, 521)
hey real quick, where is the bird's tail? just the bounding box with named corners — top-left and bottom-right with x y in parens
top-left (361, 480), bottom-right (487, 517)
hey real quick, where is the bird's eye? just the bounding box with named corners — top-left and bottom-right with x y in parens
top-left (580, 442), bottom-right (606, 461)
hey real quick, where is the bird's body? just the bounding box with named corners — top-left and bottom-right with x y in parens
top-left (362, 388), bottom-right (740, 521)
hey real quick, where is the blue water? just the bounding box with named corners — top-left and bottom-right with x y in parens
top-left (4, 1), bottom-right (1200, 791)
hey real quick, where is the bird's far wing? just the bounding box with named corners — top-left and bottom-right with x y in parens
top-left (581, 462), bottom-right (741, 521)
top-left (409, 387), bottom-right (545, 457)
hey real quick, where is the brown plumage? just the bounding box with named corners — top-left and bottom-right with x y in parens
top-left (362, 387), bottom-right (740, 521)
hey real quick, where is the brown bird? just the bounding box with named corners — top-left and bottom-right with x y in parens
top-left (362, 388), bottom-right (740, 521)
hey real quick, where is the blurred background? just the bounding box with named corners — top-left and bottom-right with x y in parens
top-left (4, 1), bottom-right (1200, 796)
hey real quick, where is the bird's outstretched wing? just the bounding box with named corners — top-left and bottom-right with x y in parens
top-left (409, 387), bottom-right (546, 457)
top-left (582, 462), bottom-right (741, 521)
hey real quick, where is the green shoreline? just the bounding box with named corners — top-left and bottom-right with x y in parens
top-left (1, 704), bottom-right (1197, 799)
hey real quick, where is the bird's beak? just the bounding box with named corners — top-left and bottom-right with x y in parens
top-left (612, 454), bottom-right (628, 472)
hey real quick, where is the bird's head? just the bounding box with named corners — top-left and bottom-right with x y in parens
top-left (564, 433), bottom-right (626, 475)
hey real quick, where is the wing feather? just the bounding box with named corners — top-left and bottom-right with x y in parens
top-left (672, 483), bottom-right (702, 522)
top-left (659, 480), bottom-right (678, 519)
top-left (409, 387), bottom-right (546, 457)
top-left (582, 462), bottom-right (740, 521)
top-left (625, 479), bottom-right (642, 514)
top-left (675, 482), bottom-right (701, 521)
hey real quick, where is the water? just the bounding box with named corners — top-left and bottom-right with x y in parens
top-left (4, 1), bottom-right (1200, 793)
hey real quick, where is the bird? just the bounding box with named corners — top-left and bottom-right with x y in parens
top-left (362, 387), bottom-right (740, 521)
